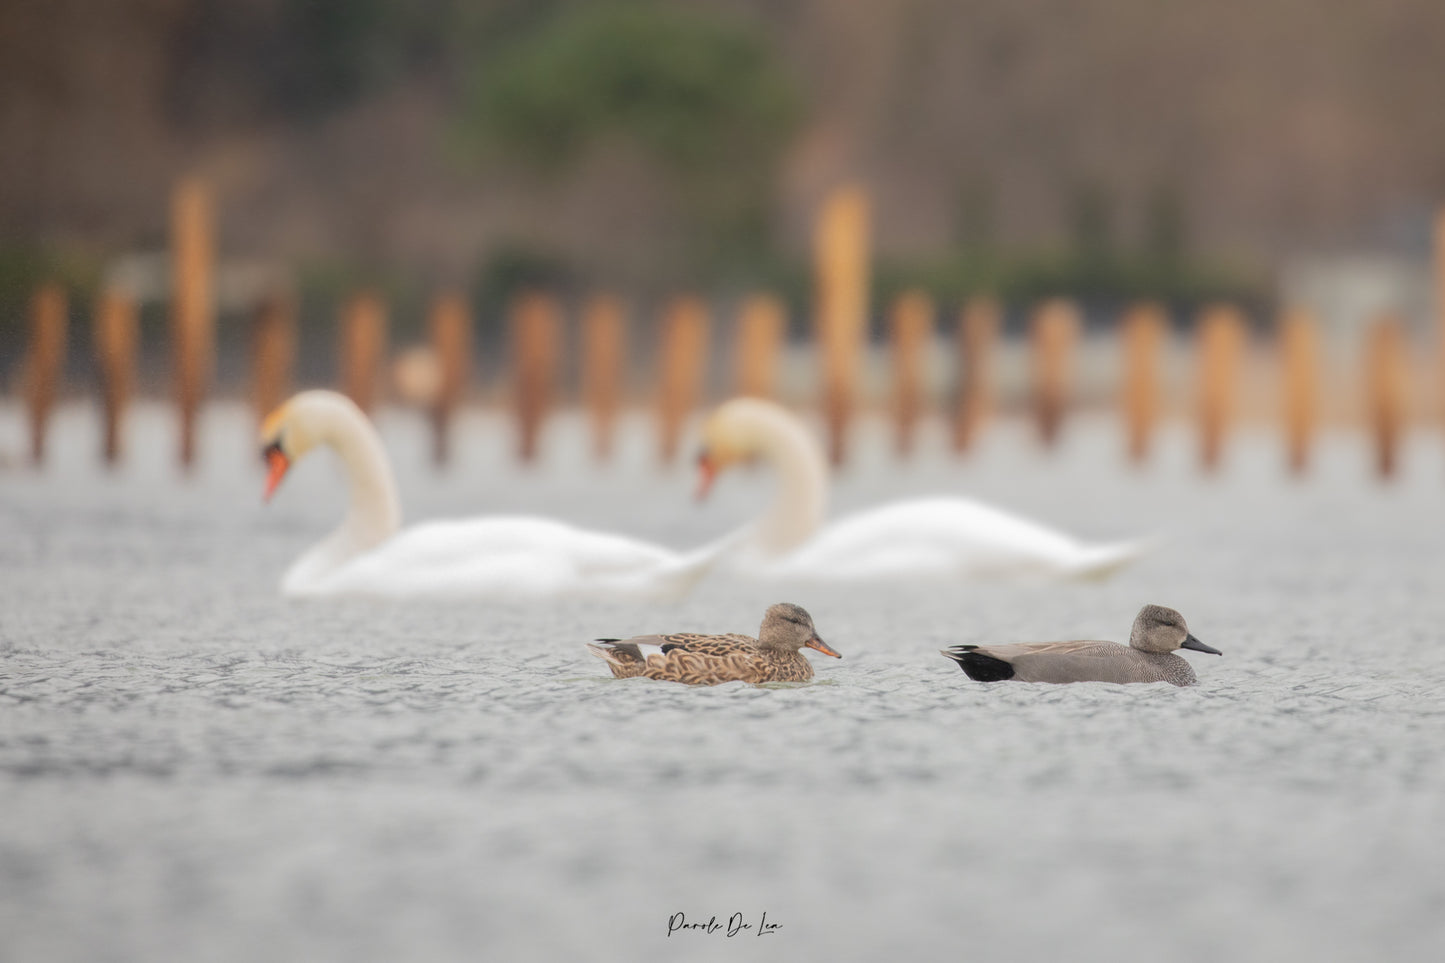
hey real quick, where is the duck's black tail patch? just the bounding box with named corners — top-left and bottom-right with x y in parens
top-left (941, 645), bottom-right (1015, 682)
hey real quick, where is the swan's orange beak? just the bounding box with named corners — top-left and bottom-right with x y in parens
top-left (263, 444), bottom-right (290, 502)
top-left (695, 450), bottom-right (718, 501)
top-left (806, 635), bottom-right (842, 659)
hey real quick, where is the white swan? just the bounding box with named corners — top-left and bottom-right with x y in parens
top-left (260, 390), bottom-right (724, 598)
top-left (695, 398), bottom-right (1148, 580)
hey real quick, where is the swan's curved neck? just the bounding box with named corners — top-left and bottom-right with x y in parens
top-left (752, 411), bottom-right (828, 555)
top-left (284, 402), bottom-right (401, 591)
top-left (332, 410), bottom-right (402, 549)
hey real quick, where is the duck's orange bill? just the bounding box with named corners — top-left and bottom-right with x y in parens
top-left (806, 636), bottom-right (842, 659)
top-left (695, 452), bottom-right (718, 501)
top-left (263, 447), bottom-right (290, 502)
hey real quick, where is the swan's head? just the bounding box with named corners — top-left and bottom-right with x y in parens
top-left (695, 397), bottom-right (798, 499)
top-left (258, 390), bottom-right (362, 501)
top-left (1129, 604), bottom-right (1221, 656)
top-left (758, 602), bottom-right (841, 658)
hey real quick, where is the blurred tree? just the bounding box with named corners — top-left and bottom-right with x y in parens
top-left (954, 173), bottom-right (998, 251)
top-left (277, 0), bottom-right (395, 114)
top-left (1143, 182), bottom-right (1188, 265)
top-left (269, 0), bottom-right (469, 116)
top-left (471, 242), bottom-right (576, 342)
top-left (1069, 180), bottom-right (1116, 266)
top-left (461, 2), bottom-right (801, 270)
top-left (173, 0), bottom-right (571, 123)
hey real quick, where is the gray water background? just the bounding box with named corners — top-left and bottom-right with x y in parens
top-left (2, 401), bottom-right (1443, 962)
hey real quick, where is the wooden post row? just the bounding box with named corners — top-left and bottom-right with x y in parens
top-left (429, 293), bottom-right (472, 465)
top-left (511, 291), bottom-right (562, 463)
top-left (339, 291), bottom-right (387, 414)
top-left (25, 283), bottom-right (68, 465)
top-left (95, 289), bottom-right (138, 465)
top-left (952, 296), bottom-right (999, 453)
top-left (171, 177), bottom-right (215, 467)
top-left (1279, 307), bottom-right (1318, 475)
top-left (1366, 315), bottom-right (1409, 480)
top-left (252, 293), bottom-right (296, 423)
top-left (889, 289), bottom-right (934, 456)
top-left (815, 185), bottom-right (870, 466)
top-left (733, 293), bottom-right (785, 400)
top-left (1121, 302), bottom-right (1166, 464)
top-left (1030, 298), bottom-right (1080, 447)
top-left (582, 294), bottom-right (627, 461)
top-left (1196, 304), bottom-right (1247, 472)
top-left (1434, 207), bottom-right (1445, 432)
top-left (656, 296), bottom-right (709, 463)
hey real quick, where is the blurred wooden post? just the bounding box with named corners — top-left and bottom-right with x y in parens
top-left (1120, 302), bottom-right (1167, 464)
top-left (251, 293), bottom-right (296, 423)
top-left (1279, 307), bottom-right (1319, 476)
top-left (656, 296), bottom-right (709, 463)
top-left (1196, 303), bottom-right (1248, 472)
top-left (952, 295), bottom-right (999, 453)
top-left (171, 177), bottom-right (215, 468)
top-left (95, 288), bottom-right (138, 465)
top-left (1366, 315), bottom-right (1409, 480)
top-left (889, 289), bottom-right (935, 456)
top-left (814, 185), bottom-right (870, 466)
top-left (511, 291), bottom-right (562, 463)
top-left (1435, 207), bottom-right (1445, 434)
top-left (428, 292), bottom-right (472, 465)
top-left (1030, 298), bottom-right (1080, 447)
top-left (339, 291), bottom-right (387, 413)
top-left (581, 294), bottom-right (626, 461)
top-left (733, 293), bottom-right (785, 399)
top-left (24, 283), bottom-right (68, 465)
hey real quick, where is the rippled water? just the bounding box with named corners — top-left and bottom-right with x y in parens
top-left (2, 401), bottom-right (1443, 962)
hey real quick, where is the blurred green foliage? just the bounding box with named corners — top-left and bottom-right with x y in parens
top-left (876, 247), bottom-right (1267, 329)
top-left (461, 2), bottom-right (801, 269)
top-left (2, 1), bottom-right (1270, 373)
top-left (272, 0), bottom-right (403, 115)
top-left (468, 242), bottom-right (578, 350)
top-left (882, 176), bottom-right (1267, 327)
top-left (463, 3), bottom-right (797, 171)
top-left (0, 246), bottom-right (101, 384)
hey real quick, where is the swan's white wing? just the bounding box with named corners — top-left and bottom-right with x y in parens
top-left (745, 497), bottom-right (1147, 580)
top-left (288, 516), bottom-right (728, 599)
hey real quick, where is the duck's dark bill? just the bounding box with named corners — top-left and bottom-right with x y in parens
top-left (1180, 633), bottom-right (1222, 655)
top-left (806, 636), bottom-right (842, 658)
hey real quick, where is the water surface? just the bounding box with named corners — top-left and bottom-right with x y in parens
top-left (2, 403), bottom-right (1442, 961)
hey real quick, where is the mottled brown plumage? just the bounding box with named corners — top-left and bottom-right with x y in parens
top-left (588, 603), bottom-right (841, 685)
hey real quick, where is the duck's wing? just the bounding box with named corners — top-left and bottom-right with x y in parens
top-left (970, 640), bottom-right (1115, 660)
top-left (970, 640), bottom-right (1136, 684)
top-left (658, 632), bottom-right (757, 654)
top-left (586, 634), bottom-right (679, 676)
top-left (589, 632), bottom-right (761, 684)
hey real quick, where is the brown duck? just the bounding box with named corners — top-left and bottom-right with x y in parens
top-left (587, 603), bottom-right (842, 685)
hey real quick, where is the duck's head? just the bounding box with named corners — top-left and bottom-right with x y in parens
top-left (1130, 604), bottom-right (1221, 656)
top-left (694, 397), bottom-right (796, 500)
top-left (258, 390), bottom-right (357, 501)
top-left (758, 602), bottom-right (841, 658)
